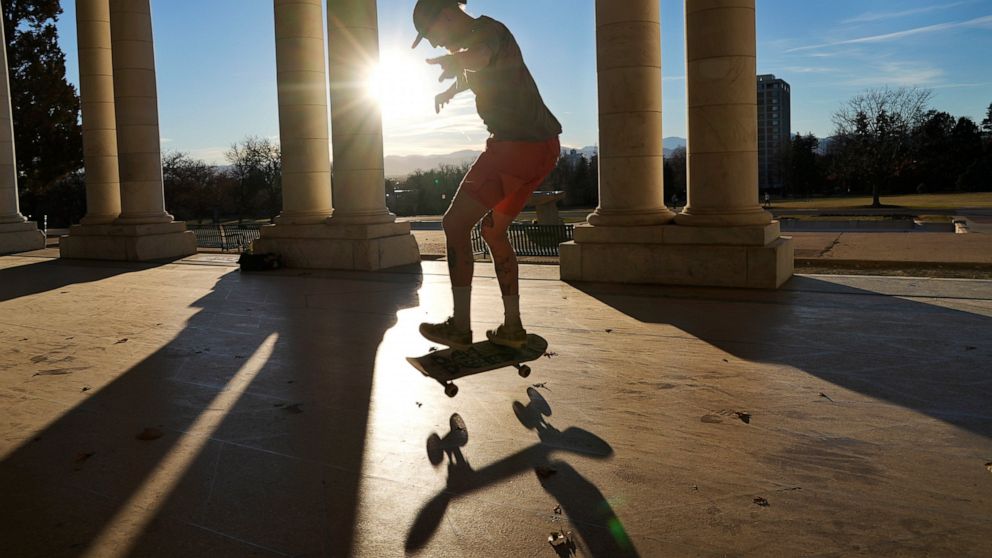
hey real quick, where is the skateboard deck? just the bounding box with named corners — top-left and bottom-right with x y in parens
top-left (408, 334), bottom-right (548, 397)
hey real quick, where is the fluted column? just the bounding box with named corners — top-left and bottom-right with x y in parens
top-left (109, 0), bottom-right (172, 225)
top-left (274, 0), bottom-right (333, 224)
top-left (326, 0), bottom-right (393, 225)
top-left (77, 0), bottom-right (121, 225)
top-left (676, 0), bottom-right (771, 227)
top-left (0, 11), bottom-right (45, 255)
top-left (0, 14), bottom-right (25, 226)
top-left (587, 0), bottom-right (674, 227)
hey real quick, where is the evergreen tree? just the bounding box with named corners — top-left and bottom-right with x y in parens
top-left (2, 0), bottom-right (83, 200)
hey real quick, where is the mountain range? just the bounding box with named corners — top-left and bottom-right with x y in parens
top-left (384, 137), bottom-right (687, 178)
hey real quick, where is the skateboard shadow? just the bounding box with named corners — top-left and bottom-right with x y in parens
top-left (406, 388), bottom-right (639, 557)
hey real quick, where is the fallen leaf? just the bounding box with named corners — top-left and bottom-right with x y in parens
top-left (535, 466), bottom-right (558, 479)
top-left (74, 452), bottom-right (95, 464)
top-left (136, 427), bottom-right (163, 441)
top-left (753, 497), bottom-right (769, 507)
top-left (548, 530), bottom-right (574, 548)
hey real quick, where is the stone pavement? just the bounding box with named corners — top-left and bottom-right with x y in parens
top-left (1, 253), bottom-right (991, 557)
top-left (790, 232), bottom-right (992, 267)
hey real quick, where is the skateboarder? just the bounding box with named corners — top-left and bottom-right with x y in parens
top-left (411, 0), bottom-right (562, 350)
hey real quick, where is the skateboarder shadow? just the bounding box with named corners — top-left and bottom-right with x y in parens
top-left (406, 388), bottom-right (640, 557)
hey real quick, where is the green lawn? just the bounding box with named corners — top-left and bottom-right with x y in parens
top-left (770, 192), bottom-right (992, 210)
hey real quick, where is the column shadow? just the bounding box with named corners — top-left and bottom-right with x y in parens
top-left (571, 275), bottom-right (992, 440)
top-left (0, 262), bottom-right (424, 557)
top-left (406, 388), bottom-right (639, 557)
top-left (0, 258), bottom-right (144, 304)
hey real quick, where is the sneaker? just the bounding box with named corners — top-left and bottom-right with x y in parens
top-left (486, 324), bottom-right (528, 350)
top-left (420, 317), bottom-right (472, 349)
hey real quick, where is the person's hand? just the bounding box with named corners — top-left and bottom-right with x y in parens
top-left (427, 55), bottom-right (461, 82)
top-left (435, 86), bottom-right (457, 114)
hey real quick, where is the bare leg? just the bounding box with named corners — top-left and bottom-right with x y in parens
top-left (442, 191), bottom-right (490, 287)
top-left (480, 211), bottom-right (519, 296)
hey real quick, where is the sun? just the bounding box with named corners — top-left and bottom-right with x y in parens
top-left (366, 48), bottom-right (436, 120)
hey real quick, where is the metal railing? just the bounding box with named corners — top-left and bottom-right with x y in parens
top-left (472, 223), bottom-right (574, 257)
top-left (188, 224), bottom-right (263, 252)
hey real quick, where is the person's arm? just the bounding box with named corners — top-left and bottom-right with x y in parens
top-left (426, 44), bottom-right (495, 81)
top-left (434, 76), bottom-right (469, 114)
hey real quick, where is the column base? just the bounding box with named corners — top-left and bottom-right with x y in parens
top-left (560, 222), bottom-right (794, 289)
top-left (587, 207), bottom-right (677, 227)
top-left (0, 222), bottom-right (46, 255)
top-left (251, 222), bottom-right (421, 271)
top-left (59, 222), bottom-right (197, 262)
top-left (675, 206), bottom-right (773, 227)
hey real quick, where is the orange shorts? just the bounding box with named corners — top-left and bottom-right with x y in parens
top-left (458, 136), bottom-right (561, 216)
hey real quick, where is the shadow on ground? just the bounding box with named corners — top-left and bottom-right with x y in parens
top-left (575, 275), bottom-right (992, 440)
top-left (406, 388), bottom-right (639, 557)
top-left (0, 258), bottom-right (423, 557)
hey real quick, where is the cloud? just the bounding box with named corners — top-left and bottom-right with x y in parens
top-left (781, 66), bottom-right (838, 74)
top-left (842, 1), bottom-right (974, 24)
top-left (787, 14), bottom-right (992, 52)
top-left (844, 61), bottom-right (945, 88)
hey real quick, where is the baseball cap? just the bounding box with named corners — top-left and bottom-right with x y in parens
top-left (411, 0), bottom-right (467, 48)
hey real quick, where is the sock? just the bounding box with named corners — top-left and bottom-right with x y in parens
top-left (452, 286), bottom-right (471, 331)
top-left (503, 295), bottom-right (522, 330)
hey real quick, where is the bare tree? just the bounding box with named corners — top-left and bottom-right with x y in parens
top-left (832, 87), bottom-right (933, 207)
top-left (833, 87), bottom-right (933, 136)
top-left (225, 136), bottom-right (281, 222)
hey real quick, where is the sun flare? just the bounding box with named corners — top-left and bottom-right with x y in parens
top-left (366, 48), bottom-right (438, 120)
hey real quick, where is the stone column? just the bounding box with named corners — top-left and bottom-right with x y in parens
top-left (252, 0), bottom-right (419, 270)
top-left (61, 0), bottom-right (196, 261)
top-left (109, 0), bottom-right (171, 225)
top-left (560, 0), bottom-right (792, 288)
top-left (325, 0), bottom-right (392, 225)
top-left (273, 0), bottom-right (333, 224)
top-left (0, 10), bottom-right (45, 254)
top-left (676, 0), bottom-right (771, 227)
top-left (77, 0), bottom-right (122, 225)
top-left (587, 0), bottom-right (674, 227)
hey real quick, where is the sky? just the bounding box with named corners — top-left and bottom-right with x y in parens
top-left (53, 0), bottom-right (992, 164)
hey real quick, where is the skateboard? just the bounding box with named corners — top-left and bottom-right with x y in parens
top-left (407, 334), bottom-right (548, 397)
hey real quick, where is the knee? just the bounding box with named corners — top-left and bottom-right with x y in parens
top-left (442, 213), bottom-right (470, 238)
top-left (480, 222), bottom-right (508, 248)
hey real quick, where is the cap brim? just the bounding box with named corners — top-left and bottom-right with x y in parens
top-left (411, 33), bottom-right (425, 49)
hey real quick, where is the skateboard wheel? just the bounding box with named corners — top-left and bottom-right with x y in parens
top-left (444, 384), bottom-right (459, 398)
top-left (518, 365), bottom-right (531, 378)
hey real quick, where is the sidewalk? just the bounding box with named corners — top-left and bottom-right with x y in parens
top-left (411, 229), bottom-right (992, 272)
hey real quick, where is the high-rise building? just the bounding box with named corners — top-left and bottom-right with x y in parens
top-left (757, 74), bottom-right (791, 193)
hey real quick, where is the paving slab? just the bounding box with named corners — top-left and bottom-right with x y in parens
top-left (1, 254), bottom-right (990, 557)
